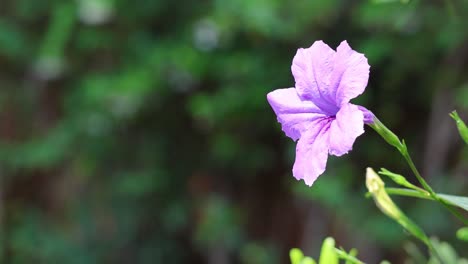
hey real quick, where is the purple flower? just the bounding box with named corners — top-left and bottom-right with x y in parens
top-left (267, 40), bottom-right (373, 186)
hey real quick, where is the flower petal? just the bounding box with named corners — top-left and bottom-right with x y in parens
top-left (291, 41), bottom-right (339, 114)
top-left (331, 41), bottom-right (370, 106)
top-left (267, 88), bottom-right (326, 141)
top-left (292, 118), bottom-right (331, 186)
top-left (328, 103), bottom-right (364, 156)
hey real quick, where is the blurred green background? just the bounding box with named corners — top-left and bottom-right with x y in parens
top-left (0, 0), bottom-right (467, 263)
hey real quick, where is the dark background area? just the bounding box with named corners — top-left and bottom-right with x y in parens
top-left (0, 0), bottom-right (467, 263)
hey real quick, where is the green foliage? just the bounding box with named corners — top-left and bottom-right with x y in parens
top-left (379, 168), bottom-right (426, 192)
top-left (319, 238), bottom-right (338, 264)
top-left (194, 197), bottom-right (243, 249)
top-left (371, 117), bottom-right (468, 226)
top-left (368, 167), bottom-right (468, 261)
top-left (405, 238), bottom-right (468, 264)
top-left (437, 194), bottom-right (468, 212)
top-left (366, 168), bottom-right (432, 249)
top-left (289, 239), bottom-right (364, 264)
top-left (456, 227), bottom-right (468, 242)
top-left (371, 177), bottom-right (468, 214)
top-left (290, 248), bottom-right (305, 264)
top-left (450, 111), bottom-right (468, 145)
top-left (241, 242), bottom-right (278, 264)
top-left (294, 164), bottom-right (406, 245)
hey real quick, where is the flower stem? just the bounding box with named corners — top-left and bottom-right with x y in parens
top-left (334, 248), bottom-right (364, 264)
top-left (369, 118), bottom-right (468, 225)
top-left (385, 187), bottom-right (468, 226)
top-left (384, 188), bottom-right (431, 200)
top-left (399, 144), bottom-right (434, 193)
top-left (366, 168), bottom-right (439, 259)
top-left (400, 143), bottom-right (468, 226)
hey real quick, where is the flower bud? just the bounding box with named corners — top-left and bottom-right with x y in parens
top-left (366, 168), bottom-right (431, 246)
top-left (366, 168), bottom-right (402, 219)
top-left (368, 117), bottom-right (403, 151)
top-left (450, 111), bottom-right (468, 145)
top-left (379, 168), bottom-right (424, 192)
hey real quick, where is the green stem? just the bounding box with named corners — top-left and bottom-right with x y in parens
top-left (384, 188), bottom-right (431, 200)
top-left (401, 149), bottom-right (468, 225)
top-left (400, 147), bottom-right (434, 194)
top-left (334, 249), bottom-right (365, 264)
top-left (384, 187), bottom-right (468, 226)
top-left (369, 119), bottom-right (468, 225)
top-left (366, 169), bottom-right (441, 261)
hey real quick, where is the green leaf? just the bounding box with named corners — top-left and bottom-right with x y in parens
top-left (449, 111), bottom-right (468, 145)
top-left (380, 187), bottom-right (468, 213)
top-left (290, 248), bottom-right (304, 264)
top-left (429, 238), bottom-right (459, 264)
top-left (301, 257), bottom-right (317, 264)
top-left (39, 2), bottom-right (76, 58)
top-left (437, 193), bottom-right (468, 212)
top-left (456, 227), bottom-right (468, 242)
top-left (319, 238), bottom-right (338, 264)
top-left (404, 242), bottom-right (428, 263)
